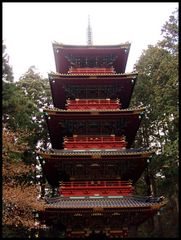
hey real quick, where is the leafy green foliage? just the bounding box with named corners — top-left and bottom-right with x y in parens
top-left (3, 64), bottom-right (52, 150)
top-left (3, 43), bottom-right (14, 83)
top-left (17, 66), bottom-right (52, 149)
top-left (159, 9), bottom-right (178, 55)
top-left (3, 82), bottom-right (37, 132)
top-left (18, 66), bottom-right (52, 109)
top-left (131, 9), bottom-right (178, 237)
top-left (2, 51), bottom-right (49, 237)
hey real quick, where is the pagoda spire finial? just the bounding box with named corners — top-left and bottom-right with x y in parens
top-left (87, 15), bottom-right (93, 46)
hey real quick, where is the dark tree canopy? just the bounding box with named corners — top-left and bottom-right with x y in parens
top-left (131, 9), bottom-right (178, 237)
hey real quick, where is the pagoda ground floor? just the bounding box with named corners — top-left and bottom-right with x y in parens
top-left (38, 195), bottom-right (166, 238)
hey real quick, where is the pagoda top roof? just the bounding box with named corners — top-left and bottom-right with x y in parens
top-left (52, 42), bottom-right (131, 74)
top-left (53, 41), bottom-right (131, 49)
top-left (44, 195), bottom-right (166, 210)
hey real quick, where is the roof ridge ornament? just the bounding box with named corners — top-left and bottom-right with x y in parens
top-left (87, 15), bottom-right (93, 46)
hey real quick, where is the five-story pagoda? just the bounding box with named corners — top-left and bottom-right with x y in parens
top-left (37, 19), bottom-right (166, 238)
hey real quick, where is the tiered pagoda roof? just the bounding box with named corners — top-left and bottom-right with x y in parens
top-left (37, 148), bottom-right (154, 186)
top-left (49, 72), bottom-right (137, 109)
top-left (52, 42), bottom-right (131, 74)
top-left (43, 195), bottom-right (166, 209)
top-left (39, 195), bottom-right (166, 238)
top-left (43, 106), bottom-right (145, 149)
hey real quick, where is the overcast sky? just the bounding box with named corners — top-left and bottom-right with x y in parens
top-left (3, 2), bottom-right (178, 81)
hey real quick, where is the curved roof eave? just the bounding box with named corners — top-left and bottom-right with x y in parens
top-left (37, 148), bottom-right (155, 158)
top-left (48, 71), bottom-right (138, 78)
top-left (43, 106), bottom-right (146, 114)
top-left (52, 42), bottom-right (131, 49)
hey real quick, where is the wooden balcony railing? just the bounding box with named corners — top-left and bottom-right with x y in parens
top-left (59, 180), bottom-right (133, 196)
top-left (68, 67), bottom-right (115, 74)
top-left (66, 99), bottom-right (121, 110)
top-left (63, 135), bottom-right (127, 150)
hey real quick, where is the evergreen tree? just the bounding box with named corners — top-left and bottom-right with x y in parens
top-left (2, 48), bottom-right (50, 237)
top-left (3, 43), bottom-right (14, 83)
top-left (2, 67), bottom-right (50, 238)
top-left (131, 9), bottom-right (178, 237)
top-left (17, 66), bottom-right (52, 149)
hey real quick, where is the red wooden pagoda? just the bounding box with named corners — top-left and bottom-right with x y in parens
top-left (37, 21), bottom-right (166, 238)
